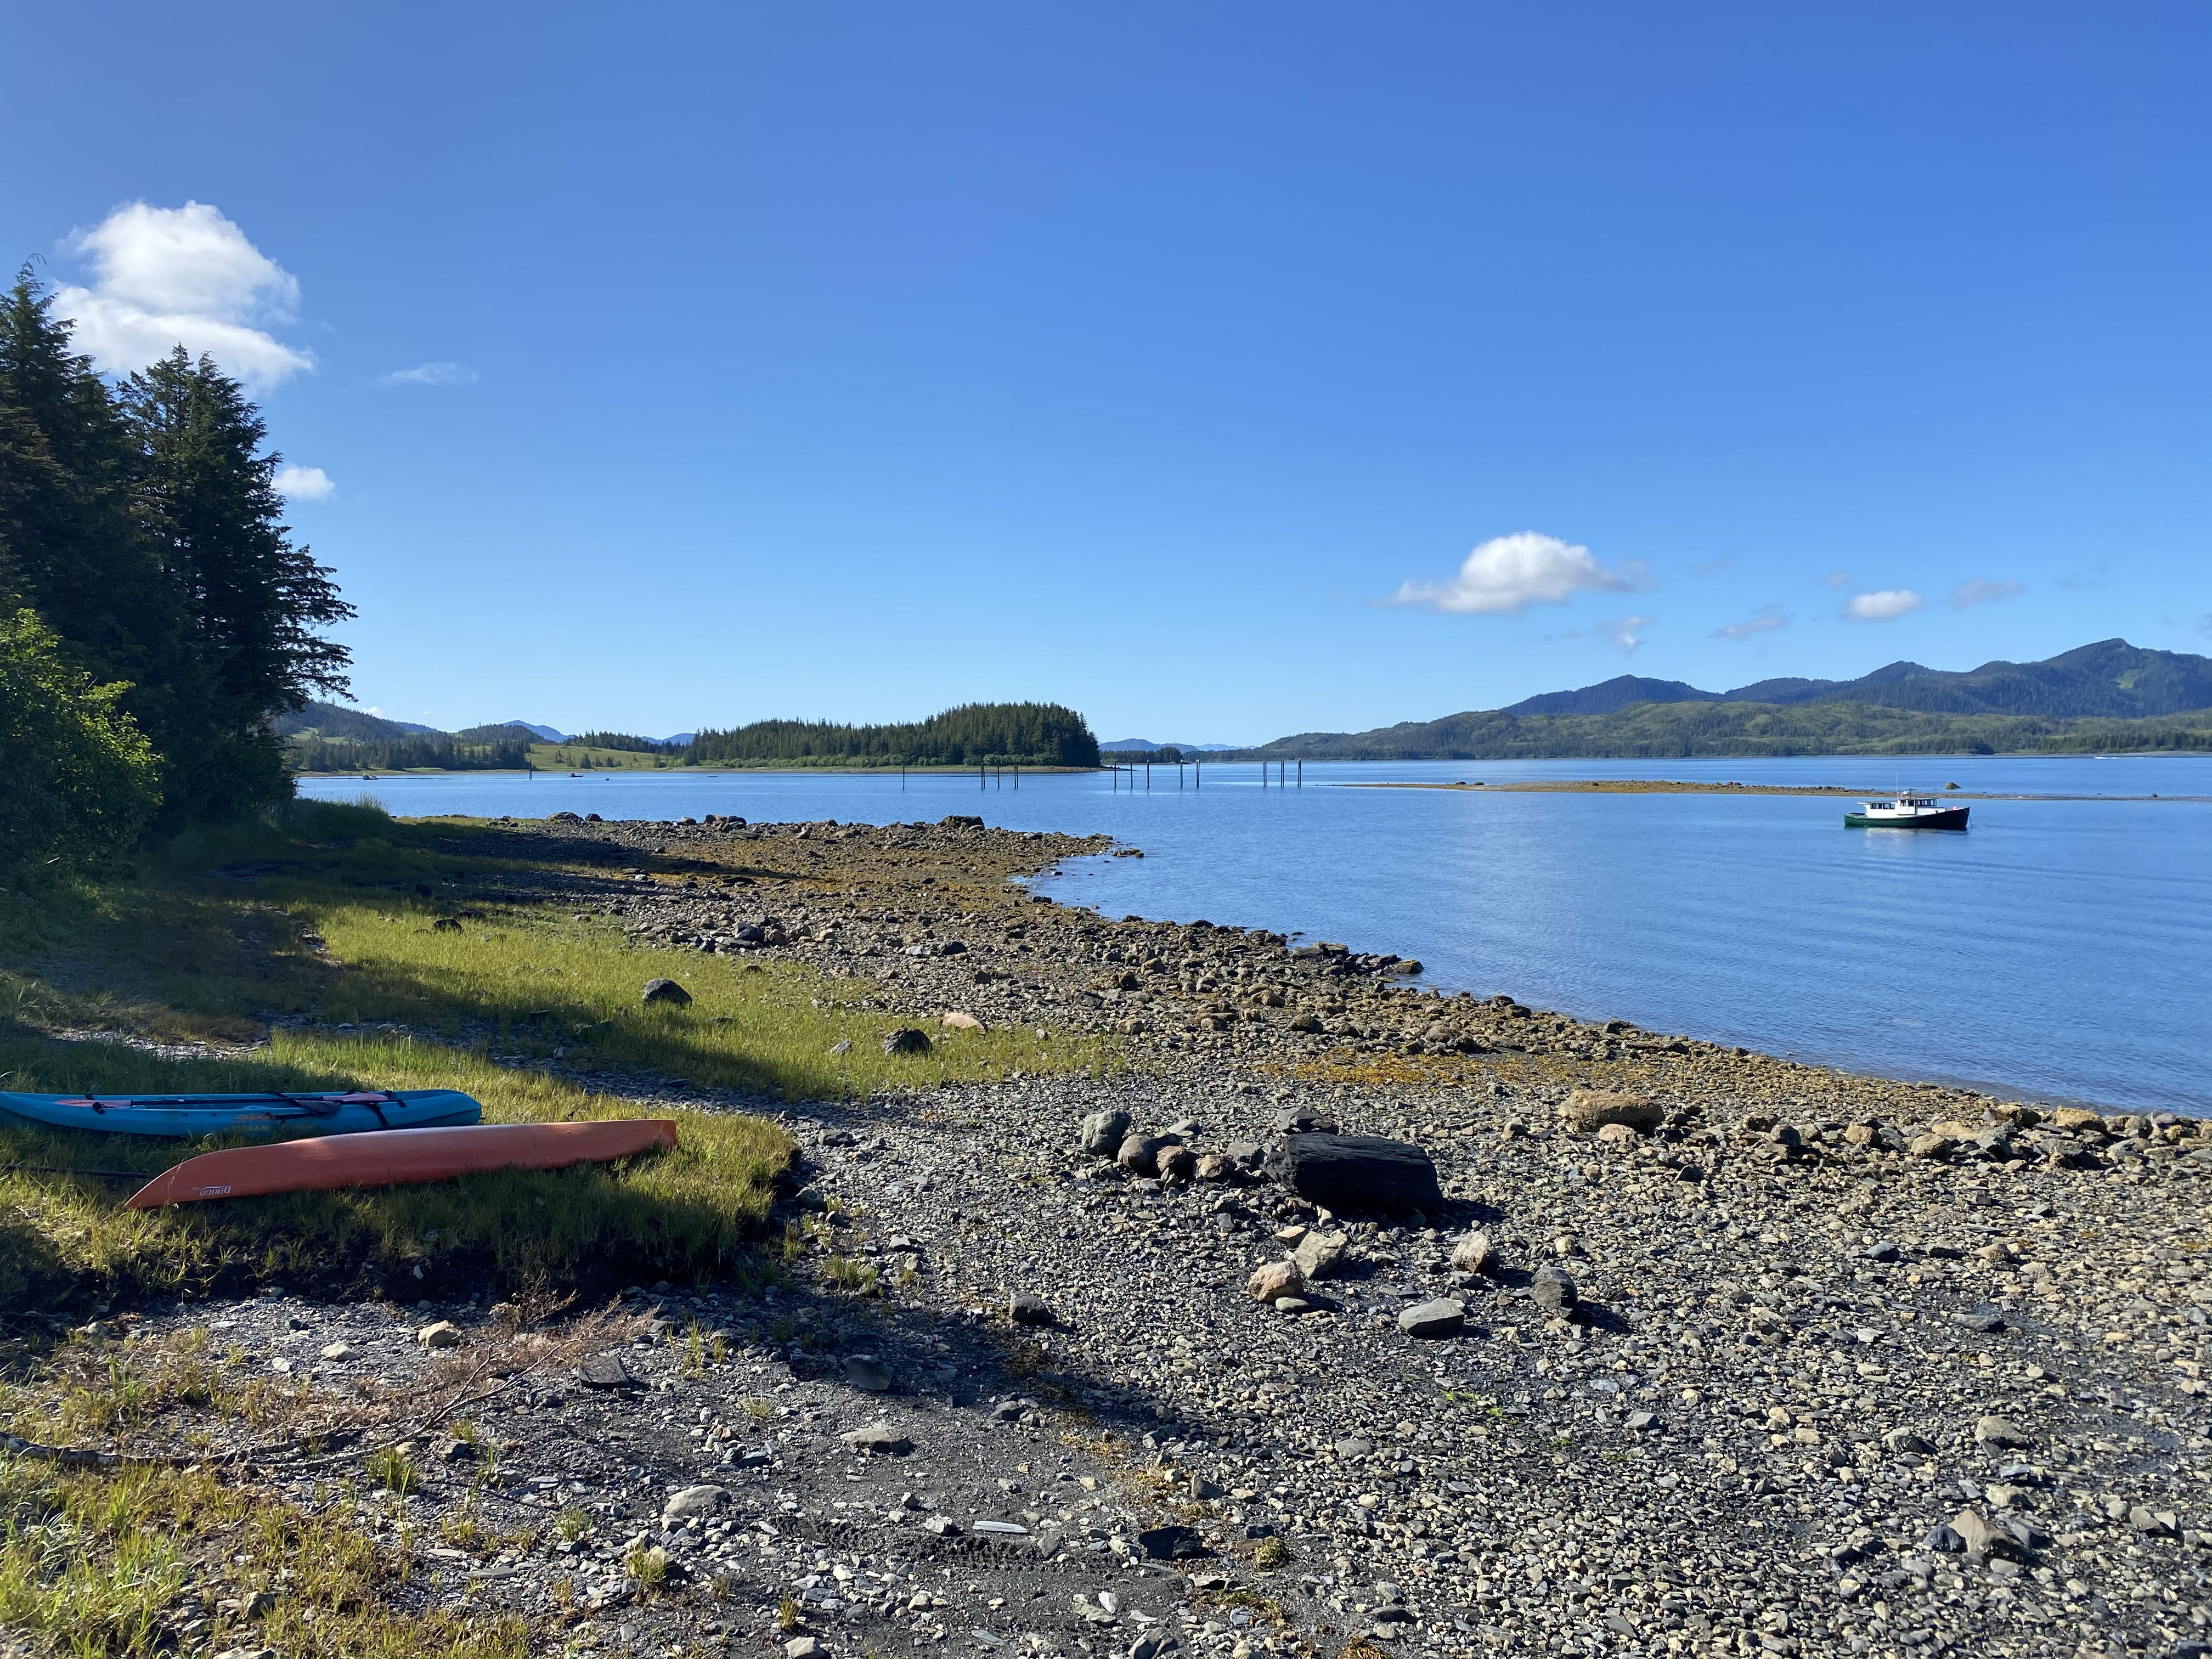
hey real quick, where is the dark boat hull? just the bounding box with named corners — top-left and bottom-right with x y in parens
top-left (1844, 806), bottom-right (1970, 830)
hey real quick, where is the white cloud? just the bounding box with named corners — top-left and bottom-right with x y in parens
top-left (274, 465), bottom-right (335, 501)
top-left (1845, 589), bottom-right (1923, 622)
top-left (52, 201), bottom-right (313, 388)
top-left (1822, 570), bottom-right (1854, 589)
top-left (379, 362), bottom-right (476, 387)
top-left (1598, 614), bottom-right (1654, 654)
top-left (1951, 577), bottom-right (2024, 610)
top-left (1714, 605), bottom-right (1790, 641)
top-left (1388, 532), bottom-right (1647, 616)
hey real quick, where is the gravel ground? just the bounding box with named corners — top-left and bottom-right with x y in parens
top-left (36, 812), bottom-right (2212, 1659)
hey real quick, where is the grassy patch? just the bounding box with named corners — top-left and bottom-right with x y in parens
top-left (0, 795), bottom-right (1120, 1312)
top-left (303, 901), bottom-right (1109, 1099)
top-left (0, 1030), bottom-right (791, 1311)
top-left (0, 1357), bottom-right (528, 1659)
top-left (7, 797), bottom-right (1113, 1098)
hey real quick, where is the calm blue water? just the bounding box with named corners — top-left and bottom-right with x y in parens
top-left (298, 757), bottom-right (2212, 1114)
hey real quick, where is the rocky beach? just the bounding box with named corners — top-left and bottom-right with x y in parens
top-left (15, 811), bottom-right (2212, 1659)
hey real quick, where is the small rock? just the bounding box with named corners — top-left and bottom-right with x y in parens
top-left (785, 1639), bottom-right (825, 1659)
top-left (577, 1355), bottom-right (641, 1390)
top-left (827, 1039), bottom-right (851, 1057)
top-left (845, 1357), bottom-right (894, 1392)
top-left (1624, 1409), bottom-right (1658, 1431)
top-left (1271, 1105), bottom-right (1338, 1133)
top-left (1864, 1242), bottom-right (1901, 1262)
top-left (1882, 1427), bottom-right (1935, 1455)
top-left (1396, 1298), bottom-right (1466, 1338)
top-left (1907, 1133), bottom-right (1955, 1159)
top-left (1129, 1633), bottom-right (1181, 1659)
top-left (437, 1436), bottom-right (477, 1462)
top-left (1248, 1260), bottom-right (1306, 1305)
top-left (416, 1321), bottom-right (462, 1349)
top-left (1558, 1090), bottom-right (1662, 1134)
top-left (320, 1342), bottom-right (356, 1361)
top-left (921, 1514), bottom-right (961, 1536)
top-left (1136, 1524), bottom-right (1204, 1560)
top-left (1292, 1230), bottom-right (1350, 1280)
top-left (840, 1423), bottom-right (913, 1456)
top-left (1008, 1293), bottom-right (1057, 1327)
top-left (2129, 1505), bottom-right (2177, 1537)
top-left (1117, 1132), bottom-right (1175, 1176)
top-left (1080, 1110), bottom-right (1133, 1156)
top-left (1448, 1231), bottom-right (1496, 1274)
top-left (1529, 1266), bottom-right (1579, 1316)
top-left (940, 1011), bottom-right (986, 1032)
top-left (1974, 1415), bottom-right (2033, 1448)
top-left (1951, 1507), bottom-right (2027, 1560)
top-left (641, 978), bottom-right (692, 1007)
top-left (664, 1484), bottom-right (729, 1520)
top-left (1155, 1144), bottom-right (1198, 1182)
top-left (1272, 1296), bottom-right (1312, 1315)
top-left (882, 1028), bottom-right (932, 1056)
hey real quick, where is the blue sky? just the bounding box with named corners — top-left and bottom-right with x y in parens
top-left (10, 4), bottom-right (2209, 742)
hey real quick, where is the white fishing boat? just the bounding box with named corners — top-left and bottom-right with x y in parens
top-left (1844, 791), bottom-right (1970, 830)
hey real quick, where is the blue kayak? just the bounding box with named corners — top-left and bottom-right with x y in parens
top-left (0, 1088), bottom-right (482, 1139)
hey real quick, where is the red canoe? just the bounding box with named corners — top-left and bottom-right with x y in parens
top-left (123, 1120), bottom-right (679, 1209)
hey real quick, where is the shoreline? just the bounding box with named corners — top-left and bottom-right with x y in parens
top-left (14, 806), bottom-right (2209, 1659)
top-left (524, 811), bottom-right (2195, 1122)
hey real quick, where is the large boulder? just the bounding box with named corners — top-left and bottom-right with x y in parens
top-left (1558, 1090), bottom-right (1661, 1134)
top-left (1266, 1133), bottom-right (1444, 1213)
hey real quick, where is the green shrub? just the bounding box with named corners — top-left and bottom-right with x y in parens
top-left (0, 608), bottom-right (161, 887)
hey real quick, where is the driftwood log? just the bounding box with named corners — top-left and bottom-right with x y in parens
top-left (1267, 1133), bottom-right (1443, 1212)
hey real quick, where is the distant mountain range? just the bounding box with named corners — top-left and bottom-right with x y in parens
top-left (1497, 639), bottom-right (2212, 720)
top-left (1244, 639), bottom-right (2212, 760)
top-left (1100, 737), bottom-right (1240, 752)
top-left (275, 710), bottom-right (703, 746)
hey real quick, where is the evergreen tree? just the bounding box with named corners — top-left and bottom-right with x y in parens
top-left (0, 269), bottom-right (181, 709)
top-left (120, 346), bottom-right (354, 820)
top-left (0, 271), bottom-right (358, 827)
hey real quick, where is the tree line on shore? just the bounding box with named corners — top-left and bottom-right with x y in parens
top-left (1, 272), bottom-right (352, 886)
top-left (284, 701), bottom-right (1103, 772)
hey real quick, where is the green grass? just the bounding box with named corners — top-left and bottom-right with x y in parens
top-left (0, 795), bottom-right (1114, 1312)
top-left (7, 797), bottom-right (1113, 1098)
top-left (0, 1030), bottom-right (793, 1310)
top-left (304, 902), bottom-right (1105, 1098)
top-left (0, 1436), bottom-right (527, 1658)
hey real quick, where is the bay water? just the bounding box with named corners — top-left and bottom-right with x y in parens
top-left (298, 756), bottom-right (2212, 1115)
